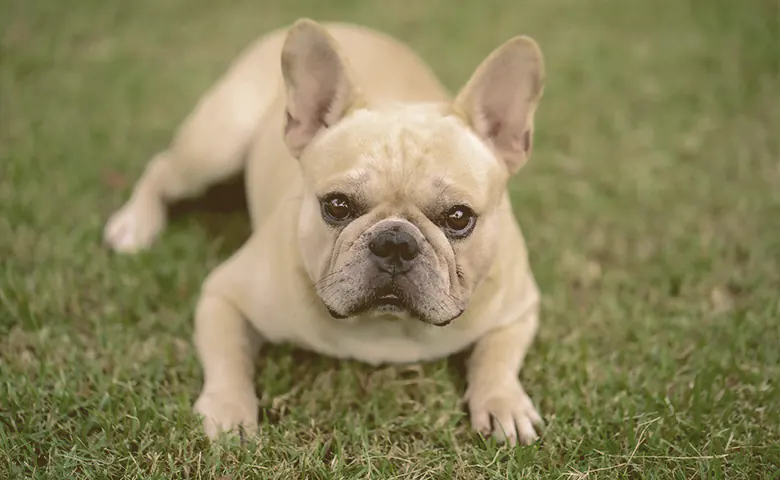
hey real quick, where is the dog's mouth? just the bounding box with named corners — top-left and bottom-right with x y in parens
top-left (342, 284), bottom-right (413, 318)
top-left (367, 283), bottom-right (410, 312)
top-left (322, 277), bottom-right (461, 326)
top-left (325, 289), bottom-right (408, 318)
top-left (373, 293), bottom-right (404, 308)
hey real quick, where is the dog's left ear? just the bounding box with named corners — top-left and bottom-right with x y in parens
top-left (454, 36), bottom-right (545, 175)
top-left (281, 19), bottom-right (363, 158)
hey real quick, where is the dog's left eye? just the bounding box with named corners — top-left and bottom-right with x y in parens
top-left (321, 194), bottom-right (353, 224)
top-left (442, 205), bottom-right (477, 238)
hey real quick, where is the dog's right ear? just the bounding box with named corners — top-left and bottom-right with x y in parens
top-left (281, 19), bottom-right (362, 158)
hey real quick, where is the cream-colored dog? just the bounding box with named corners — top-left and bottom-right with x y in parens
top-left (104, 19), bottom-right (546, 446)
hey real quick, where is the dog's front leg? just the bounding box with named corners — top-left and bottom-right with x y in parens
top-left (465, 308), bottom-right (543, 446)
top-left (193, 294), bottom-right (261, 440)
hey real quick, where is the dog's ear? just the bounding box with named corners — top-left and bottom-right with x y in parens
top-left (281, 19), bottom-right (362, 158)
top-left (454, 36), bottom-right (545, 174)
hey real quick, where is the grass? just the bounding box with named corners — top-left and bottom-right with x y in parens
top-left (1, 0), bottom-right (778, 478)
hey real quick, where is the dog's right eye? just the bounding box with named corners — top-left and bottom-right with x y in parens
top-left (321, 194), bottom-right (353, 224)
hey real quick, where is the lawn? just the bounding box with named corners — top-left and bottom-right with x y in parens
top-left (1, 0), bottom-right (778, 478)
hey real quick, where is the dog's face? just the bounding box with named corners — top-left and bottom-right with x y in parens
top-left (281, 20), bottom-right (544, 325)
top-left (296, 106), bottom-right (507, 325)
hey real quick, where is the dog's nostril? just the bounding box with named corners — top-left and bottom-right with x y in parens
top-left (398, 235), bottom-right (419, 261)
top-left (369, 230), bottom-right (419, 262)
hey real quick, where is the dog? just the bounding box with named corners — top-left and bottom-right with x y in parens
top-left (104, 19), bottom-right (546, 446)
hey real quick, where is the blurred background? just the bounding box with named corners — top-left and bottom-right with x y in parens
top-left (1, 0), bottom-right (778, 478)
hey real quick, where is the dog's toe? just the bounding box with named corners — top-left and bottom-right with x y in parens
top-left (468, 380), bottom-right (543, 447)
top-left (104, 197), bottom-right (165, 253)
top-left (194, 389), bottom-right (259, 441)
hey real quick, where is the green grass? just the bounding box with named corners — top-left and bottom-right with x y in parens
top-left (1, 0), bottom-right (779, 478)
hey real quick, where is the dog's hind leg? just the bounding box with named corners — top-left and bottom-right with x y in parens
top-left (104, 33), bottom-right (285, 253)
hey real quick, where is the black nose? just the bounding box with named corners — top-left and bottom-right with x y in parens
top-left (369, 229), bottom-right (419, 274)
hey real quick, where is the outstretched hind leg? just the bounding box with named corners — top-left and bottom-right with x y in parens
top-left (104, 68), bottom-right (271, 253)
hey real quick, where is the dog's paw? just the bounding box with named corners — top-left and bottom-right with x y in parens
top-left (103, 196), bottom-right (166, 253)
top-left (194, 389), bottom-right (258, 440)
top-left (467, 379), bottom-right (543, 446)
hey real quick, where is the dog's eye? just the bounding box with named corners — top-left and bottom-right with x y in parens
top-left (442, 205), bottom-right (477, 238)
top-left (321, 194), bottom-right (353, 224)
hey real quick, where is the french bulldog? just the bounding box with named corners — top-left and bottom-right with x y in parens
top-left (104, 19), bottom-right (546, 446)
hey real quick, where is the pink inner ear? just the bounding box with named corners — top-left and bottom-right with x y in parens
top-left (484, 111), bottom-right (503, 139)
top-left (480, 107), bottom-right (530, 155)
top-left (284, 110), bottom-right (299, 136)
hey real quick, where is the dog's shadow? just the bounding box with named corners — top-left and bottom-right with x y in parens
top-left (249, 344), bottom-right (471, 428)
top-left (167, 173), bottom-right (252, 256)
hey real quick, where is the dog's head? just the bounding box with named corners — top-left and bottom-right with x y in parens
top-left (282, 20), bottom-right (544, 326)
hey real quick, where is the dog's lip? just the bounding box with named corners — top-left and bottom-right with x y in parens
top-left (373, 293), bottom-right (403, 307)
top-left (326, 306), bottom-right (349, 319)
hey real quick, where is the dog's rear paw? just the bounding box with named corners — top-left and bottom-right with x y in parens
top-left (194, 389), bottom-right (259, 440)
top-left (104, 196), bottom-right (166, 253)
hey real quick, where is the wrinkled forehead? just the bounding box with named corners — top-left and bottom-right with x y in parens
top-left (302, 106), bottom-right (507, 209)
